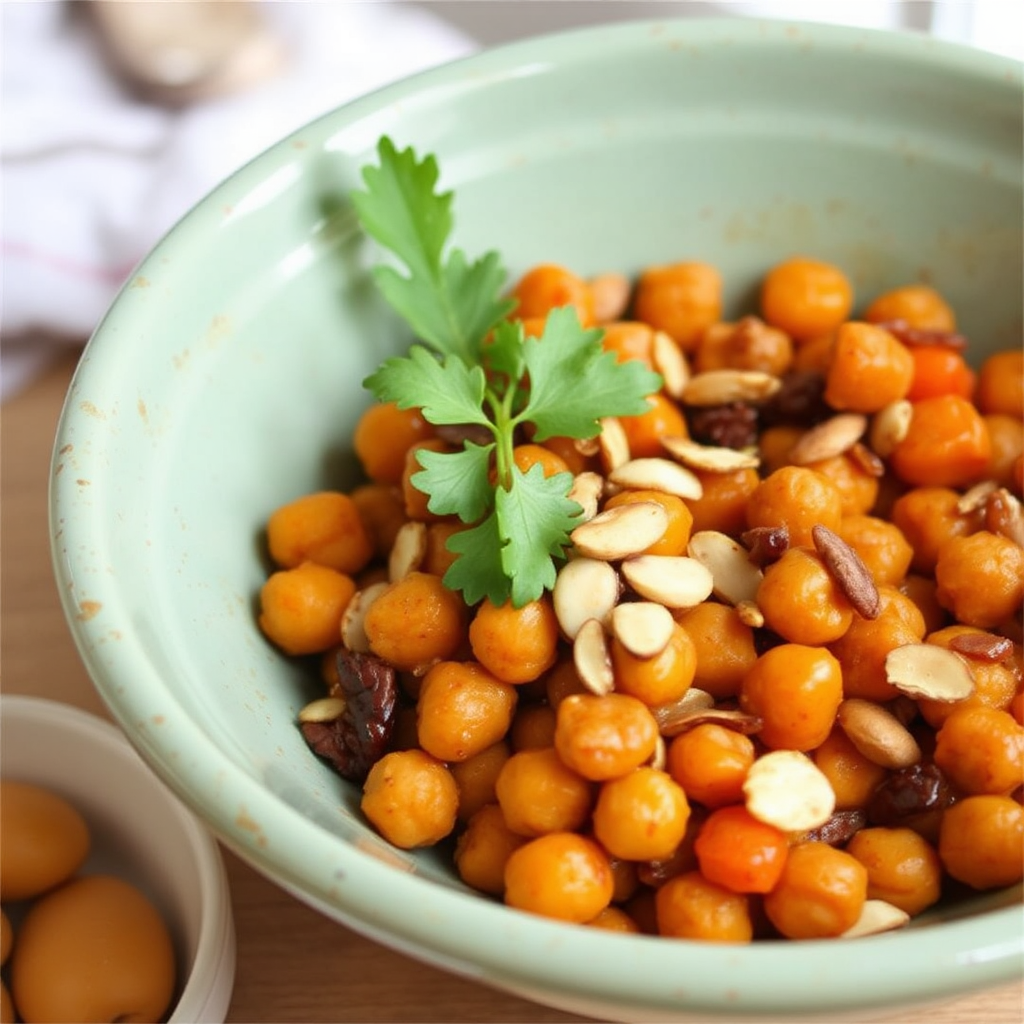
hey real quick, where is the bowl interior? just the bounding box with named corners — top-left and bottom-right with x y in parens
top-left (50, 17), bottom-right (1022, 1022)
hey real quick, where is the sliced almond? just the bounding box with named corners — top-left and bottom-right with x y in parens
top-left (552, 557), bottom-right (621, 641)
top-left (788, 413), bottom-right (868, 465)
top-left (847, 441), bottom-right (886, 478)
top-left (297, 695), bottom-right (346, 724)
top-left (948, 631), bottom-right (1014, 663)
top-left (573, 618), bottom-right (614, 696)
top-left (837, 698), bottom-right (922, 770)
top-left (841, 900), bottom-right (911, 939)
top-left (659, 706), bottom-right (763, 739)
top-left (567, 471), bottom-right (605, 523)
top-left (340, 580), bottom-right (390, 653)
top-left (651, 330), bottom-right (690, 399)
top-left (608, 457), bottom-right (704, 501)
top-left (571, 501), bottom-right (669, 561)
top-left (589, 272), bottom-right (631, 323)
top-left (611, 601), bottom-right (675, 658)
top-left (743, 750), bottom-right (836, 832)
top-left (869, 399), bottom-right (912, 458)
top-left (735, 599), bottom-right (765, 629)
top-left (687, 529), bottom-right (764, 606)
top-left (812, 524), bottom-right (881, 620)
top-left (661, 434), bottom-right (760, 473)
top-left (621, 555), bottom-right (714, 609)
top-left (647, 733), bottom-right (668, 772)
top-left (388, 520), bottom-right (427, 581)
top-left (986, 487), bottom-right (1024, 547)
top-left (598, 416), bottom-right (631, 473)
top-left (885, 643), bottom-right (976, 702)
top-left (957, 479), bottom-right (999, 515)
top-left (681, 369), bottom-right (782, 406)
top-left (574, 435), bottom-right (601, 458)
top-left (651, 688), bottom-right (715, 733)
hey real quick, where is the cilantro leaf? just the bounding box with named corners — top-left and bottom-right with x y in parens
top-left (412, 442), bottom-right (494, 523)
top-left (364, 345), bottom-right (489, 428)
top-left (521, 306), bottom-right (663, 441)
top-left (352, 137), bottom-right (515, 362)
top-left (442, 513), bottom-right (510, 607)
top-left (482, 318), bottom-right (526, 385)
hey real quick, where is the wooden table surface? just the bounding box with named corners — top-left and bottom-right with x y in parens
top-left (3, 350), bottom-right (1022, 1023)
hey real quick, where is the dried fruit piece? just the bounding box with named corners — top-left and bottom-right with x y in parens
top-left (948, 632), bottom-right (1014, 663)
top-left (841, 899), bottom-right (910, 938)
top-left (608, 458), bottom-right (703, 500)
top-left (621, 555), bottom-right (714, 609)
top-left (803, 809), bottom-right (867, 847)
top-left (985, 487), bottom-right (1024, 547)
top-left (687, 530), bottom-right (764, 605)
top-left (553, 557), bottom-right (621, 640)
top-left (743, 750), bottom-right (836, 832)
top-left (571, 501), bottom-right (669, 561)
top-left (837, 698), bottom-right (922, 770)
top-left (741, 525), bottom-right (790, 567)
top-left (688, 402), bottom-right (760, 449)
top-left (611, 602), bottom-right (675, 659)
top-left (885, 643), bottom-right (975, 702)
top-left (788, 413), bottom-right (867, 465)
top-left (574, 618), bottom-right (615, 696)
top-left (866, 762), bottom-right (953, 827)
top-left (811, 523), bottom-right (881, 620)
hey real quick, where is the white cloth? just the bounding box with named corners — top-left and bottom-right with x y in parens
top-left (0, 1), bottom-right (476, 400)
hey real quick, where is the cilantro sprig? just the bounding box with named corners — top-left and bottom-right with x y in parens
top-left (353, 136), bottom-right (661, 607)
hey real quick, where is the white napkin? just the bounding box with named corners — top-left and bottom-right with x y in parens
top-left (0, 1), bottom-right (477, 400)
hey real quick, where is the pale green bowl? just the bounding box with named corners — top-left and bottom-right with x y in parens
top-left (51, 18), bottom-right (1022, 1023)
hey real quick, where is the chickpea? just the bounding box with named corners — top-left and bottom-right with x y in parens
top-left (401, 439), bottom-right (455, 521)
top-left (509, 263), bottom-right (595, 326)
top-left (934, 531), bottom-right (1024, 629)
top-left (258, 562), bottom-right (356, 656)
top-left (824, 322), bottom-right (915, 413)
top-left (620, 393), bottom-right (689, 458)
top-left (266, 490), bottom-right (375, 576)
top-left (655, 871), bottom-right (754, 943)
top-left (554, 693), bottom-right (660, 782)
top-left (694, 804), bottom-right (789, 894)
top-left (757, 547), bottom-right (854, 646)
top-left (976, 349), bottom-right (1024, 418)
top-left (611, 623), bottom-right (697, 707)
top-left (686, 467), bottom-right (760, 537)
top-left (593, 767), bottom-right (691, 862)
top-left (695, 316), bottom-right (793, 377)
top-left (586, 906), bottom-right (643, 934)
top-left (667, 722), bottom-right (756, 809)
top-left (449, 741), bottom-right (510, 822)
top-left (804, 453), bottom-right (879, 517)
top-left (845, 826), bottom-right (943, 917)
top-left (354, 402), bottom-right (434, 485)
top-left (863, 283), bottom-right (956, 332)
top-left (745, 466), bottom-right (843, 548)
top-left (812, 727), bottom-right (887, 810)
top-left (602, 321), bottom-right (657, 368)
top-left (938, 795), bottom-right (1024, 890)
top-left (933, 706), bottom-right (1024, 796)
top-left (984, 413), bottom-right (1024, 489)
top-left (633, 261), bottom-right (723, 352)
top-left (890, 486), bottom-right (982, 575)
top-left (469, 597), bottom-right (560, 685)
top-left (828, 608), bottom-right (919, 702)
top-left (351, 483), bottom-right (407, 561)
top-left (674, 602), bottom-right (757, 700)
top-left (494, 747), bottom-right (594, 837)
top-left (453, 804), bottom-right (526, 895)
top-left (760, 257), bottom-right (853, 342)
top-left (837, 514), bottom-right (914, 588)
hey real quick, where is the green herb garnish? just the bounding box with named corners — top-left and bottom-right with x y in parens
top-left (353, 136), bottom-right (661, 607)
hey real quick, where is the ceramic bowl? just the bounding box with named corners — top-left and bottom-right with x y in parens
top-left (50, 18), bottom-right (1022, 1023)
top-left (0, 695), bottom-right (236, 1023)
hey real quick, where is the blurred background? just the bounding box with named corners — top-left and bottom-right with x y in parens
top-left (2, 0), bottom-right (1022, 401)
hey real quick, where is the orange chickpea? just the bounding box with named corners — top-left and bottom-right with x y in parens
top-left (984, 414), bottom-right (1024, 489)
top-left (823, 322), bottom-right (915, 413)
top-left (863, 283), bottom-right (956, 332)
top-left (416, 661), bottom-right (517, 763)
top-left (828, 607), bottom-right (919, 702)
top-left (494, 747), bottom-right (594, 837)
top-left (450, 741), bottom-right (511, 822)
top-left (667, 723), bottom-right (756, 808)
top-left (593, 767), bottom-right (691, 862)
top-left (469, 596), bottom-right (560, 685)
top-left (364, 571), bottom-right (466, 673)
top-left (874, 585), bottom-right (928, 638)
top-left (890, 486), bottom-right (982, 575)
top-left (757, 547), bottom-right (854, 646)
top-left (938, 795), bottom-right (1024, 890)
top-left (540, 434), bottom-right (596, 476)
top-left (350, 483), bottom-right (407, 561)
top-left (633, 261), bottom-right (723, 352)
top-left (695, 316), bottom-right (793, 377)
top-left (812, 727), bottom-right (887, 810)
top-left (674, 602), bottom-right (758, 700)
top-left (509, 263), bottom-right (595, 327)
top-left (655, 870), bottom-right (754, 943)
top-left (554, 692), bottom-right (660, 781)
top-left (258, 562), bottom-right (356, 656)
top-left (354, 402), bottom-right (435, 485)
top-left (511, 443), bottom-right (571, 480)
top-left (889, 394), bottom-right (992, 489)
top-left (604, 489), bottom-right (693, 557)
top-left (976, 349), bottom-right (1024, 418)
top-left (589, 271), bottom-right (633, 324)
top-left (611, 623), bottom-right (698, 706)
top-left (601, 321), bottom-right (656, 368)
top-left (837, 514), bottom-right (914, 588)
top-left (757, 425), bottom-right (803, 475)
top-left (586, 906), bottom-right (642, 933)
top-left (900, 573), bottom-right (948, 634)
top-left (740, 643), bottom-right (844, 751)
top-left (933, 706), bottom-right (1024, 796)
top-left (694, 804), bottom-right (789, 894)
top-left (267, 491), bottom-right (374, 575)
top-left (804, 453), bottom-right (879, 517)
top-left (544, 656), bottom-right (588, 710)
top-left (504, 832), bottom-right (614, 923)
top-left (619, 392), bottom-right (689, 458)
top-left (846, 827), bottom-right (943, 917)
top-left (361, 749), bottom-right (459, 849)
top-left (763, 840), bottom-right (868, 939)
top-left (453, 803), bottom-right (527, 895)
top-left (745, 466), bottom-right (843, 548)
top-left (686, 467), bottom-right (760, 537)
top-left (423, 520), bottom-right (465, 578)
top-left (934, 531), bottom-right (1024, 629)
top-left (760, 257), bottom-right (853, 342)
top-left (790, 333), bottom-right (836, 375)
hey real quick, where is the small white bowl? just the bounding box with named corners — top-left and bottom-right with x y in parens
top-left (0, 695), bottom-right (236, 1023)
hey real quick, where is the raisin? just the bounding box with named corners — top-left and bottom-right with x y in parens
top-left (741, 525), bottom-right (790, 567)
top-left (687, 402), bottom-right (759, 449)
top-left (301, 649), bottom-right (398, 782)
top-left (759, 370), bottom-right (829, 428)
top-left (866, 762), bottom-right (954, 828)
top-left (803, 809), bottom-right (867, 847)
top-left (874, 319), bottom-right (968, 350)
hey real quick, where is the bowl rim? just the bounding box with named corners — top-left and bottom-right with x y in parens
top-left (50, 16), bottom-right (1024, 1019)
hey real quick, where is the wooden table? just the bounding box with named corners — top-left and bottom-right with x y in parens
top-left (3, 350), bottom-right (1022, 1023)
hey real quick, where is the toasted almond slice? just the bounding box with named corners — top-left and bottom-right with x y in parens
top-left (885, 643), bottom-right (976, 702)
top-left (986, 486), bottom-right (1024, 547)
top-left (948, 631), bottom-right (1015, 663)
top-left (571, 501), bottom-right (669, 561)
top-left (608, 457), bottom-right (704, 500)
top-left (957, 479), bottom-right (999, 515)
top-left (297, 696), bottom-right (346, 724)
top-left (621, 555), bottom-right (714, 609)
top-left (568, 471), bottom-right (605, 523)
top-left (687, 529), bottom-right (764, 606)
top-left (681, 369), bottom-right (782, 406)
top-left (574, 618), bottom-right (614, 696)
top-left (574, 435), bottom-right (601, 457)
top-left (611, 601), bottom-right (676, 658)
top-left (837, 698), bottom-right (922, 770)
top-left (661, 434), bottom-right (760, 472)
top-left (651, 688), bottom-right (715, 733)
top-left (651, 330), bottom-right (690, 399)
top-left (647, 733), bottom-right (667, 771)
top-left (869, 399), bottom-right (912, 458)
top-left (848, 441), bottom-right (886, 478)
top-left (735, 599), bottom-right (765, 629)
top-left (388, 520), bottom-right (427, 581)
top-left (743, 750), bottom-right (836, 832)
top-left (340, 580), bottom-right (390, 653)
top-left (589, 272), bottom-right (632, 323)
top-left (552, 557), bottom-right (621, 640)
top-left (841, 900), bottom-right (911, 939)
top-left (788, 413), bottom-right (868, 465)
top-left (598, 416), bottom-right (631, 473)
top-left (659, 706), bottom-right (763, 739)
top-left (812, 523), bottom-right (881, 621)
